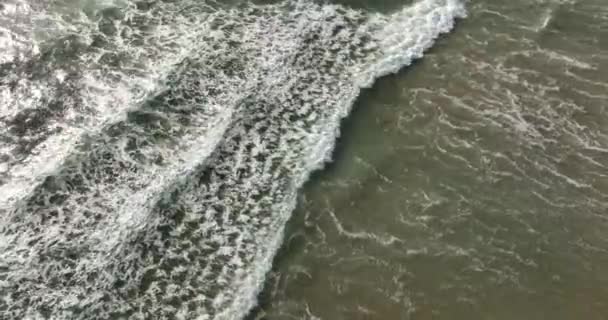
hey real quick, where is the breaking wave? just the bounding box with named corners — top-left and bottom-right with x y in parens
top-left (0, 0), bottom-right (465, 318)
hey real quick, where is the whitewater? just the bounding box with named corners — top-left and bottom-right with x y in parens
top-left (0, 0), bottom-right (465, 318)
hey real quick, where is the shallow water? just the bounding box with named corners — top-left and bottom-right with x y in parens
top-left (0, 0), bottom-right (606, 319)
top-left (251, 0), bottom-right (608, 319)
top-left (0, 0), bottom-right (463, 319)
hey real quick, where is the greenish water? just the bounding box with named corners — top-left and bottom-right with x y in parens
top-left (252, 1), bottom-right (608, 319)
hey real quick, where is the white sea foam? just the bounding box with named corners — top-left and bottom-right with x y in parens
top-left (0, 0), bottom-right (220, 211)
top-left (0, 0), bottom-right (465, 319)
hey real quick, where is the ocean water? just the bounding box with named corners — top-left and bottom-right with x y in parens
top-left (0, 0), bottom-right (606, 319)
top-left (251, 0), bottom-right (608, 319)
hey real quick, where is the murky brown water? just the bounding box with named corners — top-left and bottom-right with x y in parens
top-left (251, 1), bottom-right (608, 319)
top-left (1, 0), bottom-right (606, 318)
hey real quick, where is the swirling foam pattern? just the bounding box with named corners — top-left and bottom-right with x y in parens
top-left (0, 0), bottom-right (464, 319)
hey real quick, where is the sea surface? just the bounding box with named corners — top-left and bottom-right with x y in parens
top-left (0, 0), bottom-right (606, 319)
top-left (251, 0), bottom-right (608, 319)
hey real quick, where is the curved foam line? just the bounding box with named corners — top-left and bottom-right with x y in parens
top-left (218, 1), bottom-right (466, 318)
top-left (0, 1), bottom-right (465, 319)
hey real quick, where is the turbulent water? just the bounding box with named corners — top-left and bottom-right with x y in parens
top-left (0, 0), bottom-right (464, 318)
top-left (251, 0), bottom-right (608, 319)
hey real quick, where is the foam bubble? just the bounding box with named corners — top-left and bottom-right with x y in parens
top-left (0, 0), bottom-right (464, 319)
